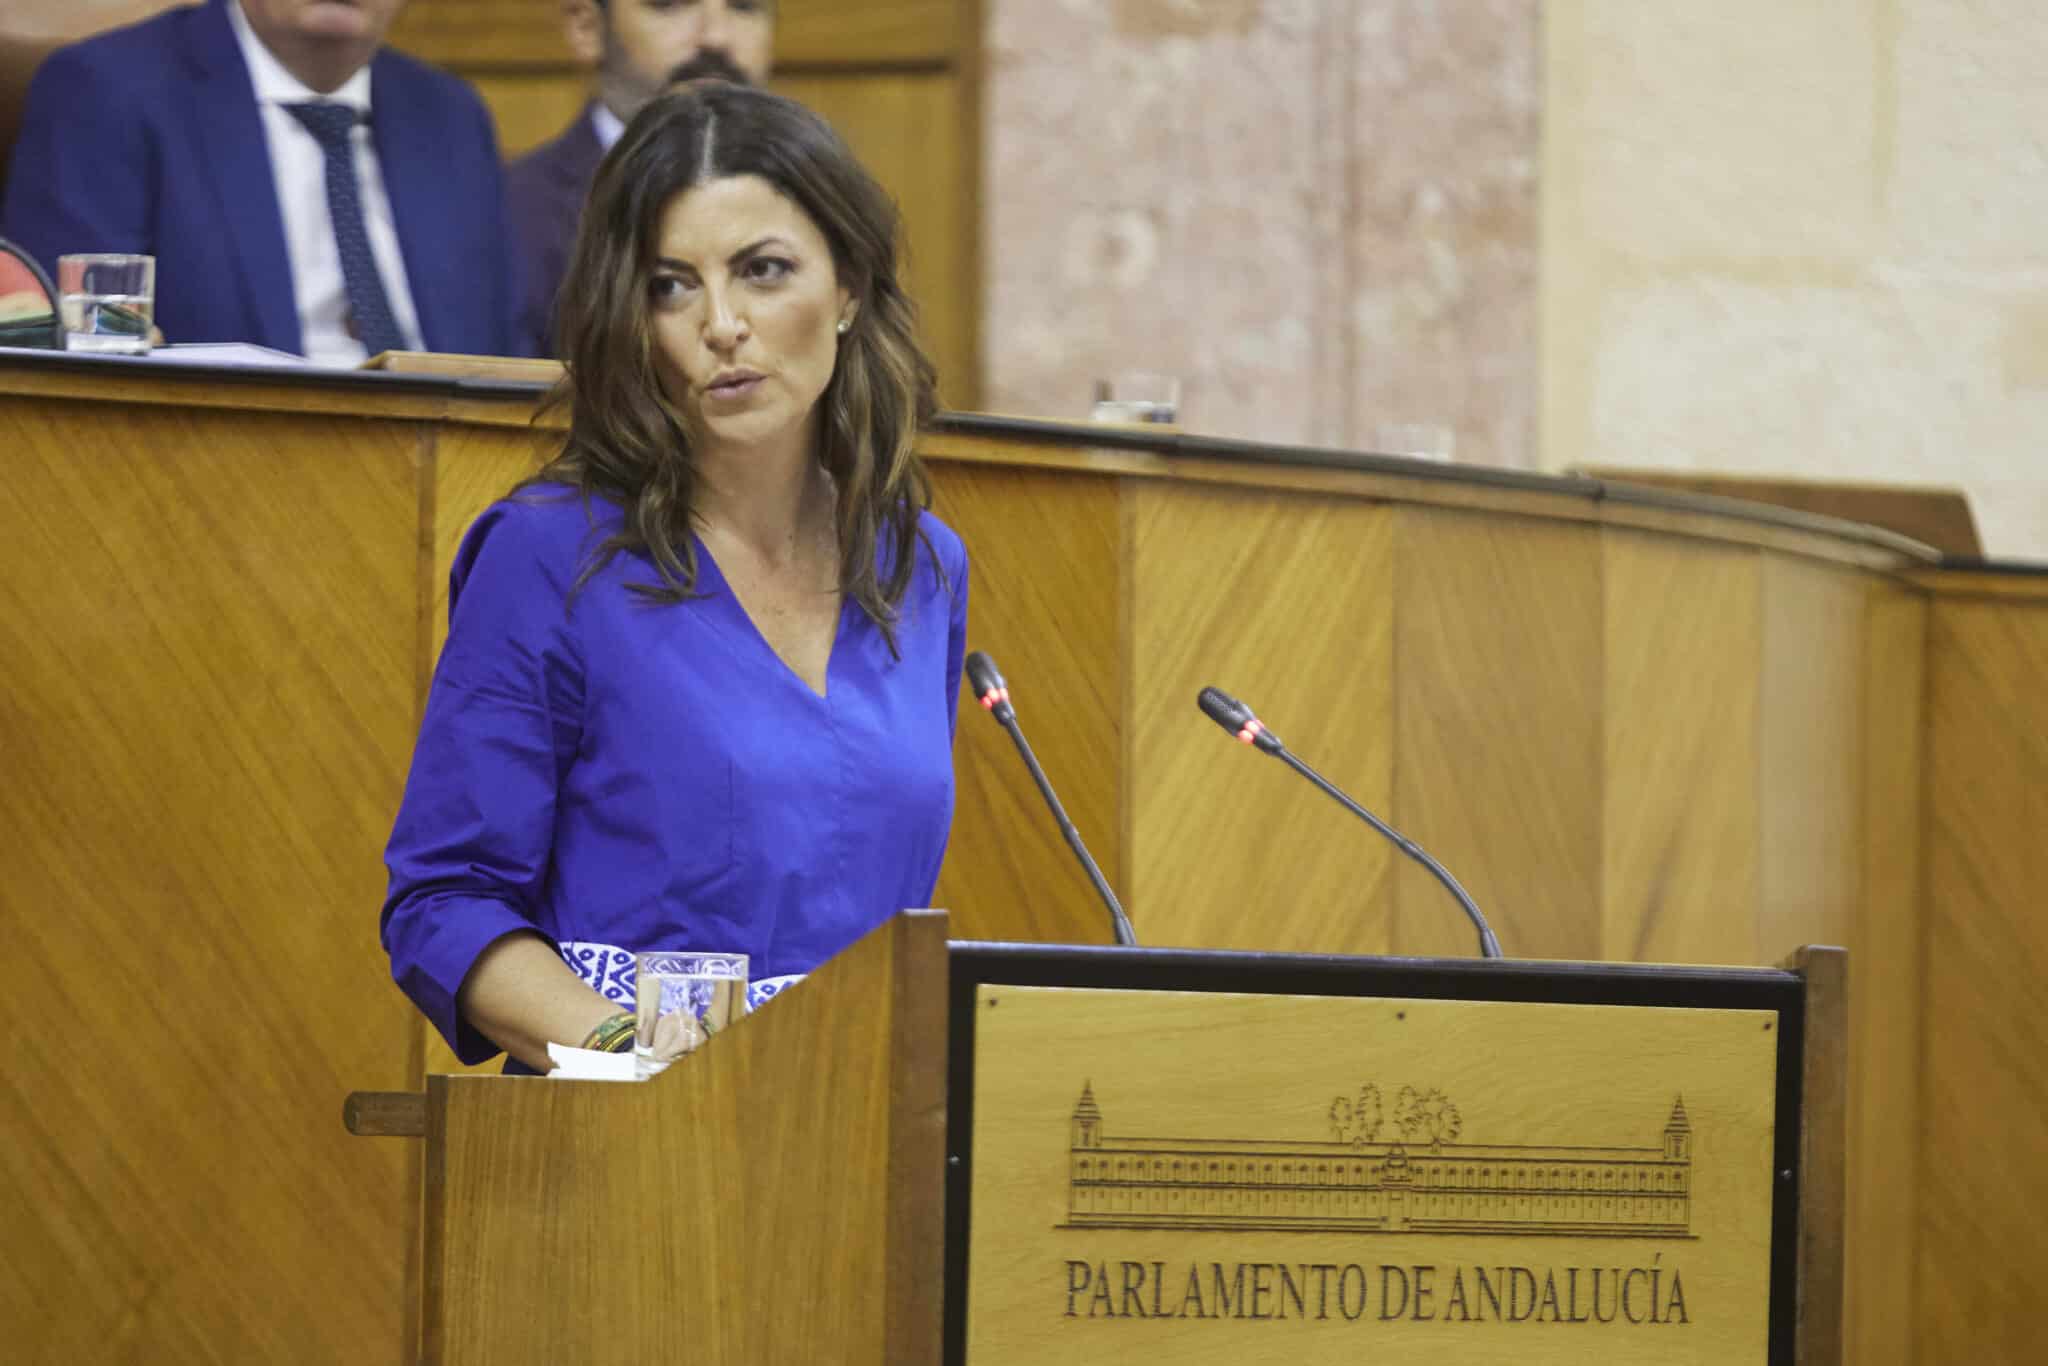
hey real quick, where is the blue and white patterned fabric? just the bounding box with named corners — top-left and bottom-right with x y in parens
top-left (559, 940), bottom-right (802, 1013)
top-left (284, 100), bottom-right (406, 356)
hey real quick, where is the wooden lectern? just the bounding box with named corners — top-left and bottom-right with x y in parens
top-left (350, 914), bottom-right (1844, 1366)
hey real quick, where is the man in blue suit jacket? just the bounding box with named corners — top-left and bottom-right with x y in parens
top-left (1, 0), bottom-right (528, 361)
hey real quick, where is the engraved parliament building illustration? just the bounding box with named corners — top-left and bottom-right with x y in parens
top-left (1066, 1084), bottom-right (1695, 1237)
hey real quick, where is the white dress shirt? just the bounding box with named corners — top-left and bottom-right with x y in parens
top-left (226, 0), bottom-right (425, 365)
top-left (591, 101), bottom-right (625, 152)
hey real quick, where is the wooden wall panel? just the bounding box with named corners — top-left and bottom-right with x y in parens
top-left (1846, 581), bottom-right (1926, 1366)
top-left (1757, 557), bottom-right (1866, 958)
top-left (1601, 533), bottom-right (1763, 965)
top-left (776, 0), bottom-right (962, 66)
top-left (0, 396), bottom-right (423, 1363)
top-left (1392, 507), bottom-right (1603, 959)
top-left (1917, 591), bottom-right (2048, 1364)
top-left (389, 0), bottom-right (960, 70)
top-left (773, 71), bottom-right (978, 410)
top-left (422, 420), bottom-right (558, 670)
top-left (5, 360), bottom-right (2004, 1362)
top-left (928, 463), bottom-right (1122, 945)
top-left (1126, 483), bottom-right (1398, 954)
top-left (386, 0), bottom-right (566, 66)
top-left (467, 72), bottom-right (589, 157)
top-left (1578, 466), bottom-right (1981, 559)
top-left (1745, 556), bottom-right (1911, 1366)
top-left (424, 910), bottom-right (948, 1365)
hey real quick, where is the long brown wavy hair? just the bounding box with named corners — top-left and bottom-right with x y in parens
top-left (526, 82), bottom-right (939, 646)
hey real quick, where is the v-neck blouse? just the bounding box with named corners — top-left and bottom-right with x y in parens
top-left (381, 488), bottom-right (968, 1064)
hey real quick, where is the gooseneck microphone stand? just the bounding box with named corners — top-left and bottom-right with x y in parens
top-left (967, 651), bottom-right (1137, 947)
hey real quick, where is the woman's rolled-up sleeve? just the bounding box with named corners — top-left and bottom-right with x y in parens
top-left (380, 501), bottom-right (587, 1063)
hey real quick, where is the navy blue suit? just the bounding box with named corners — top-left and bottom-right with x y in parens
top-left (505, 107), bottom-right (606, 357)
top-left (0, 0), bottom-right (528, 357)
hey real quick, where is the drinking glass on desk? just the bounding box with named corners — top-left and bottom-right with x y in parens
top-left (58, 254), bottom-right (154, 354)
top-left (1090, 371), bottom-right (1180, 425)
top-left (635, 951), bottom-right (748, 1076)
top-left (1373, 421), bottom-right (1456, 463)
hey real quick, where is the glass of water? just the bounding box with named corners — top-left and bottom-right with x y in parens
top-left (58, 253), bottom-right (154, 355)
top-left (634, 950), bottom-right (748, 1076)
top-left (1090, 371), bottom-right (1181, 425)
top-left (1372, 422), bottom-right (1457, 463)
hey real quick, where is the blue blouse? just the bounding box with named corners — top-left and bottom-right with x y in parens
top-left (381, 488), bottom-right (968, 1064)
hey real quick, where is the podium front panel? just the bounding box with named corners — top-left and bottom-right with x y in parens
top-left (944, 946), bottom-right (1805, 1366)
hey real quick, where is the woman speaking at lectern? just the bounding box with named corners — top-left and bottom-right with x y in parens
top-left (379, 83), bottom-right (967, 1073)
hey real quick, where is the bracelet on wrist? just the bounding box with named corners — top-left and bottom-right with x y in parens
top-left (580, 1011), bottom-right (637, 1054)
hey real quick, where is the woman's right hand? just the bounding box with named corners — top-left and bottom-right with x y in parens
top-left (644, 1007), bottom-right (707, 1063)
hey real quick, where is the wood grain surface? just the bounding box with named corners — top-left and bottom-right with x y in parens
top-left (1599, 532), bottom-right (1763, 966)
top-left (1916, 586), bottom-right (2048, 1364)
top-left (384, 0), bottom-right (579, 67)
top-left (464, 69), bottom-right (588, 156)
top-left (1126, 482), bottom-right (1398, 954)
top-left (423, 910), bottom-right (949, 1365)
top-left (922, 423), bottom-right (1934, 570)
top-left (1786, 945), bottom-right (1849, 1366)
top-left (1757, 559), bottom-right (1865, 959)
top-left (1846, 581), bottom-right (1926, 1366)
top-left (388, 0), bottom-right (961, 71)
top-left (4, 358), bottom-right (2040, 1362)
top-left (929, 462), bottom-right (1126, 946)
top-left (1577, 466), bottom-right (1983, 559)
top-left (0, 393), bottom-right (425, 1363)
top-left (1904, 566), bottom-right (2048, 602)
top-left (1391, 506), bottom-right (1603, 959)
top-left (773, 0), bottom-right (963, 67)
top-left (420, 420), bottom-right (556, 666)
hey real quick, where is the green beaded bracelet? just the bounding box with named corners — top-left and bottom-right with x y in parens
top-left (580, 1011), bottom-right (637, 1054)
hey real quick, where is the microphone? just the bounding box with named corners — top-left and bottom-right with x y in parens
top-left (966, 651), bottom-right (1137, 947)
top-left (1196, 686), bottom-right (1503, 959)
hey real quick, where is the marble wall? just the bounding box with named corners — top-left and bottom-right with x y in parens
top-left (982, 0), bottom-right (1540, 463)
top-left (1543, 0), bottom-right (2048, 560)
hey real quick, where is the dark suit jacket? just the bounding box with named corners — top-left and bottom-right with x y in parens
top-left (505, 107), bottom-right (604, 357)
top-left (0, 0), bottom-right (528, 357)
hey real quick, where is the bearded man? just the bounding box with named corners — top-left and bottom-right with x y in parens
top-left (508, 0), bottom-right (774, 355)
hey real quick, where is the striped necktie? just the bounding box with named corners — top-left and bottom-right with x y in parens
top-left (284, 100), bottom-right (407, 357)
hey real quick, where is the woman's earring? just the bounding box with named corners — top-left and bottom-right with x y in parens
top-left (836, 318), bottom-right (851, 335)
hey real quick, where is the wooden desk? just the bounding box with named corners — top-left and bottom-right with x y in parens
top-left (0, 352), bottom-right (2040, 1363)
top-left (1572, 464), bottom-right (1984, 559)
